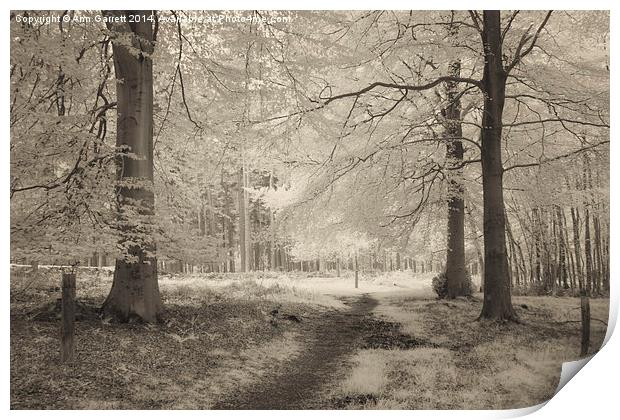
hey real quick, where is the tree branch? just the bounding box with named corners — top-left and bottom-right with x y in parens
top-left (503, 140), bottom-right (609, 172)
top-left (505, 11), bottom-right (553, 73)
top-left (323, 76), bottom-right (482, 106)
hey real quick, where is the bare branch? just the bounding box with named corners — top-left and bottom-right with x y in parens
top-left (505, 11), bottom-right (553, 73)
top-left (503, 140), bottom-right (609, 172)
top-left (323, 76), bottom-right (482, 106)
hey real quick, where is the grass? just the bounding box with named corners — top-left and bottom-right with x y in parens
top-left (162, 276), bottom-right (343, 309)
top-left (340, 350), bottom-right (389, 396)
top-left (11, 265), bottom-right (609, 410)
top-left (329, 292), bottom-right (609, 410)
top-left (10, 266), bottom-right (322, 409)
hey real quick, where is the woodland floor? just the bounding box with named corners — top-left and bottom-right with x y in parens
top-left (10, 266), bottom-right (610, 410)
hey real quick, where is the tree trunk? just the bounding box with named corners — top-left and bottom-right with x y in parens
top-left (478, 11), bottom-right (517, 321)
top-left (443, 59), bottom-right (467, 298)
top-left (603, 223), bottom-right (610, 292)
top-left (506, 215), bottom-right (520, 288)
top-left (269, 211), bottom-right (276, 270)
top-left (580, 293), bottom-right (590, 356)
top-left (227, 215), bottom-right (236, 273)
top-left (584, 206), bottom-right (593, 295)
top-left (593, 213), bottom-right (602, 295)
top-left (571, 207), bottom-right (584, 291)
top-left (556, 206), bottom-right (569, 289)
top-left (102, 10), bottom-right (162, 323)
top-left (238, 166), bottom-right (249, 272)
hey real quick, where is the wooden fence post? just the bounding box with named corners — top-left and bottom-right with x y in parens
top-left (580, 292), bottom-right (590, 357)
top-left (61, 273), bottom-right (76, 363)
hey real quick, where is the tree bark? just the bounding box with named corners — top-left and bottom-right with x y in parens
top-left (443, 59), bottom-right (467, 298)
top-left (571, 207), bottom-right (584, 291)
top-left (228, 215), bottom-right (236, 273)
top-left (555, 206), bottom-right (569, 289)
top-left (593, 213), bottom-right (602, 295)
top-left (478, 11), bottom-right (517, 321)
top-left (102, 10), bottom-right (162, 323)
top-left (506, 215), bottom-right (520, 287)
top-left (584, 206), bottom-right (593, 295)
top-left (238, 166), bottom-right (249, 272)
top-left (580, 293), bottom-right (590, 356)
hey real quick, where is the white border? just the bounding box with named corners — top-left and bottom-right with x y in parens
top-left (3, 2), bottom-right (617, 419)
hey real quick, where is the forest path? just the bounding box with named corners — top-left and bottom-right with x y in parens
top-left (213, 293), bottom-right (380, 409)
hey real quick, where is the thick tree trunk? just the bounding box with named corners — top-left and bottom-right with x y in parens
top-left (465, 205), bottom-right (484, 291)
top-left (102, 11), bottom-right (162, 323)
top-left (443, 59), bottom-right (467, 298)
top-left (478, 11), bottom-right (517, 321)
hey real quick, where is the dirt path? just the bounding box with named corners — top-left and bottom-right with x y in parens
top-left (213, 294), bottom-right (379, 409)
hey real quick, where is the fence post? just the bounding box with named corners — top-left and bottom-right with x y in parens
top-left (61, 273), bottom-right (76, 363)
top-left (580, 292), bottom-right (590, 357)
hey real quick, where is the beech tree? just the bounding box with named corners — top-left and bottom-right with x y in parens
top-left (10, 10), bottom-right (608, 324)
top-left (443, 55), bottom-right (467, 298)
top-left (274, 10), bottom-right (607, 320)
top-left (10, 11), bottom-right (118, 264)
top-left (476, 11), bottom-right (519, 319)
top-left (102, 10), bottom-right (162, 322)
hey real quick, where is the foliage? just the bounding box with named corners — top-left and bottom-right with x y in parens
top-left (10, 11), bottom-right (610, 297)
top-left (431, 271), bottom-right (473, 299)
top-left (329, 293), bottom-right (609, 409)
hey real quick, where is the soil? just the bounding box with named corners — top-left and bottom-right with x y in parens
top-left (213, 293), bottom-right (420, 409)
top-left (12, 286), bottom-right (420, 409)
